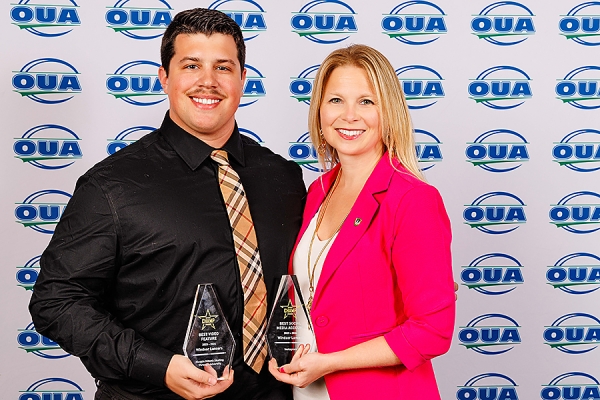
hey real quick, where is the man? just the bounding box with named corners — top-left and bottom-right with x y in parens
top-left (29, 8), bottom-right (306, 400)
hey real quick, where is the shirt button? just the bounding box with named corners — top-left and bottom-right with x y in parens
top-left (316, 316), bottom-right (329, 327)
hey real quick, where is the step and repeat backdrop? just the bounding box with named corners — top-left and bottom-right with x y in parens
top-left (2, 0), bottom-right (600, 398)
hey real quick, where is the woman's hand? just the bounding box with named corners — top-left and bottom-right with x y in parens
top-left (269, 337), bottom-right (401, 388)
top-left (268, 344), bottom-right (332, 388)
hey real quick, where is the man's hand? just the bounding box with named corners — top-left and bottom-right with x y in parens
top-left (165, 355), bottom-right (234, 400)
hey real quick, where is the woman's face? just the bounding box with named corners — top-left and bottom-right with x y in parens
top-left (319, 65), bottom-right (383, 163)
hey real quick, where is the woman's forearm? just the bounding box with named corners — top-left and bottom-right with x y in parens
top-left (323, 336), bottom-right (402, 374)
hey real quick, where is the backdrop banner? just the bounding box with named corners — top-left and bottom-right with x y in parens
top-left (2, 1), bottom-right (599, 398)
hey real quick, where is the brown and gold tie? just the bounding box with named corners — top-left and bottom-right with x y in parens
top-left (210, 149), bottom-right (268, 373)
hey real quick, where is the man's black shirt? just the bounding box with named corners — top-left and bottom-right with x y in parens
top-left (29, 113), bottom-right (306, 399)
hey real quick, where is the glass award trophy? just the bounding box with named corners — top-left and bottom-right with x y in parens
top-left (266, 275), bottom-right (314, 367)
top-left (183, 284), bottom-right (235, 378)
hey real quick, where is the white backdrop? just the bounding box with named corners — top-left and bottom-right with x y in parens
top-left (2, 1), bottom-right (600, 398)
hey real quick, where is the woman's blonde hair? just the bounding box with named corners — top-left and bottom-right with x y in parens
top-left (308, 44), bottom-right (425, 181)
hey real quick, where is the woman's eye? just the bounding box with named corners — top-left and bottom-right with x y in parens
top-left (329, 98), bottom-right (341, 104)
top-left (361, 99), bottom-right (374, 105)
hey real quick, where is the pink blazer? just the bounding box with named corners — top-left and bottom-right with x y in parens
top-left (289, 155), bottom-right (455, 399)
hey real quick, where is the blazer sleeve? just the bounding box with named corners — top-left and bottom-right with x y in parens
top-left (383, 183), bottom-right (455, 371)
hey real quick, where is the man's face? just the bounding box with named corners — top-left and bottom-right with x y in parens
top-left (158, 33), bottom-right (246, 147)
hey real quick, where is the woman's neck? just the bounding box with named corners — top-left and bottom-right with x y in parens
top-left (336, 151), bottom-right (383, 191)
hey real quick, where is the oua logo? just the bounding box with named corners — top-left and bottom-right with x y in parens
top-left (106, 0), bottom-right (172, 40)
top-left (553, 129), bottom-right (600, 172)
top-left (457, 373), bottom-right (519, 400)
top-left (13, 58), bottom-right (81, 104)
top-left (15, 190), bottom-right (71, 234)
top-left (556, 66), bottom-right (600, 110)
top-left (290, 65), bottom-right (320, 105)
top-left (547, 253), bottom-right (600, 295)
top-left (458, 313), bottom-right (521, 355)
top-left (11, 0), bottom-right (80, 37)
top-left (461, 253), bottom-right (524, 295)
top-left (542, 372), bottom-right (600, 400)
top-left (469, 66), bottom-right (532, 110)
top-left (560, 2), bottom-right (600, 46)
top-left (549, 191), bottom-right (600, 234)
top-left (20, 378), bottom-right (84, 400)
top-left (466, 129), bottom-right (529, 172)
top-left (209, 0), bottom-right (267, 41)
top-left (291, 0), bottom-right (358, 44)
top-left (18, 322), bottom-right (69, 359)
top-left (544, 313), bottom-right (600, 354)
top-left (289, 132), bottom-right (321, 173)
top-left (471, 1), bottom-right (535, 45)
top-left (463, 192), bottom-right (526, 234)
top-left (16, 255), bottom-right (41, 291)
top-left (414, 129), bottom-right (442, 171)
top-left (381, 1), bottom-right (447, 45)
top-left (14, 124), bottom-right (82, 170)
top-left (106, 60), bottom-right (165, 106)
top-left (396, 65), bottom-right (445, 109)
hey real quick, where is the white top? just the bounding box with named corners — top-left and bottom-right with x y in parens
top-left (291, 210), bottom-right (336, 400)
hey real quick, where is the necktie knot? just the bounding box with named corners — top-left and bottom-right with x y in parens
top-left (211, 150), bottom-right (229, 166)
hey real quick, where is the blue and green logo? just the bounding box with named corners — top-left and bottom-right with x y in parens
top-left (106, 0), bottom-right (172, 40)
top-left (11, 0), bottom-right (80, 37)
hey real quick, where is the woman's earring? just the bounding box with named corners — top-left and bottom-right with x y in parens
top-left (318, 130), bottom-right (327, 155)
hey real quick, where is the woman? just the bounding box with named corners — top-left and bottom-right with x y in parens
top-left (268, 44), bottom-right (455, 399)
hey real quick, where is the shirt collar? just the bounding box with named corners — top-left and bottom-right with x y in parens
top-left (159, 112), bottom-right (245, 170)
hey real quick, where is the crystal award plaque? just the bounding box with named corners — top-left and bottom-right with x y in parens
top-left (183, 284), bottom-right (235, 378)
top-left (266, 275), bottom-right (314, 367)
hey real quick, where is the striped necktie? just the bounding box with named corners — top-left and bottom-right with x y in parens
top-left (210, 149), bottom-right (268, 373)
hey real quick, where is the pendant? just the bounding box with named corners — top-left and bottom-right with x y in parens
top-left (307, 295), bottom-right (313, 312)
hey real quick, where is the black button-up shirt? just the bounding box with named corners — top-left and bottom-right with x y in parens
top-left (29, 113), bottom-right (306, 399)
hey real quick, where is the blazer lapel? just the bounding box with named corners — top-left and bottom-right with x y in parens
top-left (312, 155), bottom-right (396, 309)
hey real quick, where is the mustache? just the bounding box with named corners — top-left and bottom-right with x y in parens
top-left (185, 88), bottom-right (224, 98)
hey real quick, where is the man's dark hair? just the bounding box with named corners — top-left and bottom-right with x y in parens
top-left (160, 8), bottom-right (245, 75)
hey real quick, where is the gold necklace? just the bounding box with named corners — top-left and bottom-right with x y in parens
top-left (306, 170), bottom-right (349, 312)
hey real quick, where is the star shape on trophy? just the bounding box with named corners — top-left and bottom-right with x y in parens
top-left (199, 310), bottom-right (218, 330)
top-left (281, 299), bottom-right (296, 319)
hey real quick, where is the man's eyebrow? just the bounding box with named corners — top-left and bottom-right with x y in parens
top-left (178, 56), bottom-right (200, 63)
top-left (216, 58), bottom-right (237, 65)
top-left (177, 57), bottom-right (237, 65)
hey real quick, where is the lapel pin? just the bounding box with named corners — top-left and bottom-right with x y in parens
top-left (354, 218), bottom-right (362, 226)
